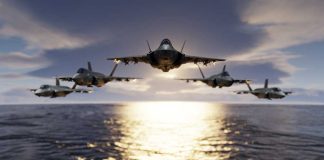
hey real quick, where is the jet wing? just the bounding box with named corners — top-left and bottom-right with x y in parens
top-left (107, 55), bottom-right (149, 64)
top-left (284, 91), bottom-right (293, 95)
top-left (233, 80), bottom-right (252, 84)
top-left (183, 55), bottom-right (225, 65)
top-left (28, 89), bottom-right (37, 92)
top-left (105, 76), bottom-right (142, 82)
top-left (72, 89), bottom-right (93, 93)
top-left (234, 90), bottom-right (252, 94)
top-left (176, 78), bottom-right (208, 83)
top-left (58, 76), bottom-right (73, 82)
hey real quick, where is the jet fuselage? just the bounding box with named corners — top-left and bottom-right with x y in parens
top-left (72, 68), bottom-right (107, 87)
top-left (252, 87), bottom-right (286, 99)
top-left (203, 72), bottom-right (234, 88)
top-left (146, 39), bottom-right (185, 72)
top-left (34, 85), bottom-right (72, 98)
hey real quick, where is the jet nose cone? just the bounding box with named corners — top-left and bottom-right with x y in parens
top-left (278, 92), bottom-right (286, 98)
top-left (34, 90), bottom-right (42, 96)
top-left (72, 74), bottom-right (80, 79)
top-left (73, 74), bottom-right (82, 82)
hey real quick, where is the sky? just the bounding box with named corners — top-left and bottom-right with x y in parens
top-left (0, 0), bottom-right (323, 104)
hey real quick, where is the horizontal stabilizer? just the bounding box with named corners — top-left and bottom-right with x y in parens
top-left (58, 77), bottom-right (73, 82)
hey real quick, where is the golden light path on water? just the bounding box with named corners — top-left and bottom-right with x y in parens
top-left (115, 101), bottom-right (235, 160)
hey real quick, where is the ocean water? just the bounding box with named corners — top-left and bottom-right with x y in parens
top-left (0, 102), bottom-right (324, 160)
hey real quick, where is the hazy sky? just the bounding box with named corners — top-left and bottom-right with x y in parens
top-left (0, 0), bottom-right (323, 104)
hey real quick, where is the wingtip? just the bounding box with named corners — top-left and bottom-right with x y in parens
top-left (114, 59), bottom-right (121, 64)
top-left (245, 80), bottom-right (252, 84)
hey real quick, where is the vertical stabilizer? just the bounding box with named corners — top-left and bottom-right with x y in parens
top-left (146, 40), bottom-right (152, 52)
top-left (197, 64), bottom-right (205, 79)
top-left (246, 82), bottom-right (253, 91)
top-left (87, 61), bottom-right (93, 71)
top-left (222, 65), bottom-right (226, 73)
top-left (109, 64), bottom-right (118, 77)
top-left (264, 79), bottom-right (269, 89)
top-left (180, 40), bottom-right (186, 53)
top-left (55, 78), bottom-right (60, 86)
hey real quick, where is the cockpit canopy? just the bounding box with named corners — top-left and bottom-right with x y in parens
top-left (161, 39), bottom-right (171, 45)
top-left (40, 85), bottom-right (50, 89)
top-left (77, 68), bottom-right (88, 74)
top-left (272, 87), bottom-right (282, 92)
top-left (158, 39), bottom-right (175, 51)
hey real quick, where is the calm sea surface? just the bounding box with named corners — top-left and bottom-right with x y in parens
top-left (0, 102), bottom-right (324, 160)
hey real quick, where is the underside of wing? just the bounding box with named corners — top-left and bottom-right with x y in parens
top-left (284, 91), bottom-right (293, 95)
top-left (58, 77), bottom-right (73, 82)
top-left (29, 89), bottom-right (37, 92)
top-left (72, 89), bottom-right (92, 93)
top-left (233, 80), bottom-right (252, 84)
top-left (107, 55), bottom-right (149, 64)
top-left (106, 76), bottom-right (142, 82)
top-left (176, 78), bottom-right (207, 83)
top-left (184, 55), bottom-right (225, 65)
top-left (234, 90), bottom-right (251, 94)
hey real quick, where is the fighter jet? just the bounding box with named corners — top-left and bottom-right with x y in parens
top-left (29, 78), bottom-right (91, 98)
top-left (235, 79), bottom-right (292, 100)
top-left (58, 62), bottom-right (141, 87)
top-left (176, 65), bottom-right (249, 88)
top-left (107, 39), bottom-right (225, 72)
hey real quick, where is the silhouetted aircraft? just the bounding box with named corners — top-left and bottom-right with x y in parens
top-left (235, 79), bottom-right (292, 100)
top-left (29, 78), bottom-right (91, 98)
top-left (59, 62), bottom-right (141, 87)
top-left (177, 65), bottom-right (249, 88)
top-left (107, 39), bottom-right (225, 72)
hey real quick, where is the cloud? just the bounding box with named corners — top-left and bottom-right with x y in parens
top-left (223, 51), bottom-right (300, 83)
top-left (0, 73), bottom-right (24, 79)
top-left (241, 0), bottom-right (324, 52)
top-left (0, 52), bottom-right (49, 69)
top-left (0, 1), bottom-right (93, 50)
top-left (108, 79), bottom-right (151, 92)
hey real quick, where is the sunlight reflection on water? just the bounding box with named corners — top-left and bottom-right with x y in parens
top-left (114, 102), bottom-right (235, 160)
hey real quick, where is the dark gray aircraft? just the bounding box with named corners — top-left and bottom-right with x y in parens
top-left (235, 79), bottom-right (292, 100)
top-left (107, 39), bottom-right (225, 72)
top-left (59, 62), bottom-right (141, 87)
top-left (177, 65), bottom-right (249, 88)
top-left (29, 78), bottom-right (91, 98)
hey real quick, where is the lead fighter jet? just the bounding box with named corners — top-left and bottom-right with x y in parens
top-left (177, 65), bottom-right (249, 88)
top-left (29, 78), bottom-right (91, 98)
top-left (107, 39), bottom-right (225, 72)
top-left (235, 79), bottom-right (292, 100)
top-left (59, 62), bottom-right (141, 88)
